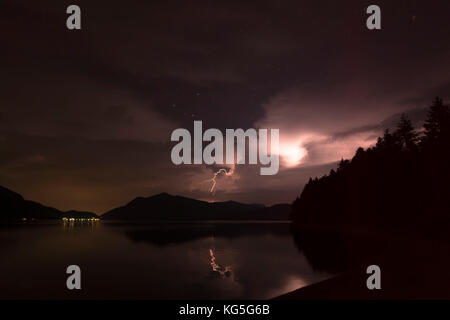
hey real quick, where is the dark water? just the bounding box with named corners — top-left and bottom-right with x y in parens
top-left (0, 221), bottom-right (331, 299)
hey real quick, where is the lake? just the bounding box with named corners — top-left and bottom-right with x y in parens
top-left (0, 220), bottom-right (331, 299)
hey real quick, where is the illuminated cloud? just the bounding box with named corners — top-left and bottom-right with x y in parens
top-left (255, 82), bottom-right (408, 169)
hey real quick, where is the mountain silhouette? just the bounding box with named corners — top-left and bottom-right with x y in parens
top-left (102, 192), bottom-right (291, 221)
top-left (0, 185), bottom-right (98, 222)
top-left (0, 186), bottom-right (290, 222)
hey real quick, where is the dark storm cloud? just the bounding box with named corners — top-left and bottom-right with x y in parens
top-left (331, 124), bottom-right (383, 140)
top-left (1, 0), bottom-right (450, 210)
top-left (399, 81), bottom-right (450, 108)
top-left (331, 106), bottom-right (428, 141)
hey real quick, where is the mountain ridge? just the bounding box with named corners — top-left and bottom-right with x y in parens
top-left (102, 192), bottom-right (290, 221)
top-left (0, 186), bottom-right (291, 222)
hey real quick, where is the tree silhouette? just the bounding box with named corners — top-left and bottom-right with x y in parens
top-left (291, 97), bottom-right (450, 236)
top-left (395, 114), bottom-right (418, 151)
top-left (422, 97), bottom-right (450, 146)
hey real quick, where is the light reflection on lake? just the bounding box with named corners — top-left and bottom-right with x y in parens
top-left (0, 221), bottom-right (331, 299)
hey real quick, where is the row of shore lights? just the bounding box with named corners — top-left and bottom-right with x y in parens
top-left (62, 217), bottom-right (100, 221)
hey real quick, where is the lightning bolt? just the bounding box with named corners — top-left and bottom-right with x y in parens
top-left (205, 167), bottom-right (234, 193)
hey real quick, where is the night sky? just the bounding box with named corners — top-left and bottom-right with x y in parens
top-left (1, 0), bottom-right (450, 213)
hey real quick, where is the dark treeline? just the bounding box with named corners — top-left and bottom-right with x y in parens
top-left (291, 97), bottom-right (450, 234)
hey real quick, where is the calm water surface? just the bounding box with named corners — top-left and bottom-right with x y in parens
top-left (0, 221), bottom-right (331, 299)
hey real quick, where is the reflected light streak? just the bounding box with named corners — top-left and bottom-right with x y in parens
top-left (209, 248), bottom-right (232, 278)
